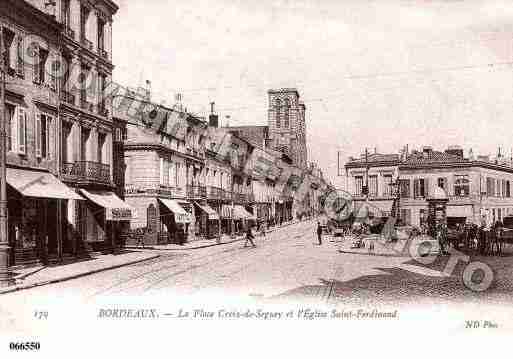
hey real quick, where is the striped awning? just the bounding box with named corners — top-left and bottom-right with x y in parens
top-left (194, 202), bottom-right (219, 220)
top-left (159, 198), bottom-right (192, 223)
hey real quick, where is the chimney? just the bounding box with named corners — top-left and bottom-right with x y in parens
top-left (445, 145), bottom-right (464, 159)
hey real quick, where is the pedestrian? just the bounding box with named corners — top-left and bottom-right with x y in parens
top-left (244, 224), bottom-right (256, 248)
top-left (316, 221), bottom-right (323, 245)
top-left (260, 220), bottom-right (266, 237)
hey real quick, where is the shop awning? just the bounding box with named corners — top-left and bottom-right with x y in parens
top-left (159, 199), bottom-right (193, 223)
top-left (7, 168), bottom-right (84, 200)
top-left (79, 189), bottom-right (136, 221)
top-left (194, 202), bottom-right (219, 220)
top-left (221, 205), bottom-right (255, 220)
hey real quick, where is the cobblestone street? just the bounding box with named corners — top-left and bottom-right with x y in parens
top-left (3, 219), bottom-right (513, 308)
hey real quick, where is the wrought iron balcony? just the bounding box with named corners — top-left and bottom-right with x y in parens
top-left (98, 105), bottom-right (108, 117)
top-left (60, 90), bottom-right (76, 105)
top-left (61, 161), bottom-right (110, 184)
top-left (187, 185), bottom-right (207, 199)
top-left (80, 99), bottom-right (94, 113)
top-left (231, 192), bottom-right (247, 203)
top-left (98, 47), bottom-right (108, 59)
top-left (65, 26), bottom-right (75, 39)
top-left (207, 186), bottom-right (224, 200)
top-left (81, 37), bottom-right (93, 51)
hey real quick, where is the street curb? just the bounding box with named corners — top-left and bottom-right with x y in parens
top-left (126, 238), bottom-right (245, 251)
top-left (0, 254), bottom-right (161, 296)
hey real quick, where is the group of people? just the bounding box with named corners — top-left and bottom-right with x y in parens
top-left (448, 220), bottom-right (506, 256)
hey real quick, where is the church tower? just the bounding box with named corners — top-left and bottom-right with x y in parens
top-left (267, 88), bottom-right (307, 168)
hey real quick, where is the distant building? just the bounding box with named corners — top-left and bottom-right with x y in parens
top-left (224, 88), bottom-right (308, 169)
top-left (345, 146), bottom-right (513, 227)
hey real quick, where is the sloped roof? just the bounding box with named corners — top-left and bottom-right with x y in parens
top-left (404, 150), bottom-right (467, 166)
top-left (346, 153), bottom-right (400, 167)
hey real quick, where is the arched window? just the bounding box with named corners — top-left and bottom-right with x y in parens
top-left (284, 98), bottom-right (290, 128)
top-left (275, 99), bottom-right (281, 128)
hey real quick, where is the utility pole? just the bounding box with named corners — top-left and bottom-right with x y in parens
top-left (0, 26), bottom-right (12, 287)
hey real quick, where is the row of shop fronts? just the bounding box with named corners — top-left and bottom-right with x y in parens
top-left (118, 191), bottom-right (295, 246)
top-left (6, 166), bottom-right (137, 268)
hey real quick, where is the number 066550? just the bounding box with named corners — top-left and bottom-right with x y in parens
top-left (9, 342), bottom-right (40, 351)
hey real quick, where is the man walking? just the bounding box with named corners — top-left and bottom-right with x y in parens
top-left (316, 221), bottom-right (323, 245)
top-left (244, 224), bottom-right (256, 248)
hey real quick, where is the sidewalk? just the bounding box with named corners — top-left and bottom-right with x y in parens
top-left (127, 219), bottom-right (304, 251)
top-left (0, 250), bottom-right (160, 295)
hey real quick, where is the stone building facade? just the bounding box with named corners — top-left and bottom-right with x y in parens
top-left (345, 146), bottom-right (513, 228)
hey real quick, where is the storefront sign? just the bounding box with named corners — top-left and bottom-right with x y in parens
top-left (107, 208), bottom-right (135, 221)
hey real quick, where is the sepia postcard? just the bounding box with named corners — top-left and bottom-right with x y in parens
top-left (1, 0), bottom-right (512, 357)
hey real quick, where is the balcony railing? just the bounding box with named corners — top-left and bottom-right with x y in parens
top-left (61, 161), bottom-right (110, 183)
top-left (60, 90), bottom-right (76, 105)
top-left (81, 37), bottom-right (93, 51)
top-left (187, 185), bottom-right (207, 198)
top-left (80, 99), bottom-right (94, 113)
top-left (98, 47), bottom-right (108, 59)
top-left (98, 105), bottom-right (108, 117)
top-left (65, 26), bottom-right (75, 39)
top-left (207, 186), bottom-right (225, 200)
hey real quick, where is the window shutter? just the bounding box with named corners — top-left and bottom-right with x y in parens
top-left (46, 116), bottom-right (52, 159)
top-left (33, 45), bottom-right (40, 84)
top-left (15, 36), bottom-right (24, 77)
top-left (424, 178), bottom-right (429, 197)
top-left (413, 179), bottom-right (419, 197)
top-left (35, 113), bottom-right (42, 157)
top-left (18, 108), bottom-right (26, 154)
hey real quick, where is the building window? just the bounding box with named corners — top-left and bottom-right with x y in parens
top-left (2, 28), bottom-right (14, 71)
top-left (383, 175), bottom-right (393, 196)
top-left (98, 18), bottom-right (105, 51)
top-left (284, 98), bottom-right (290, 128)
top-left (168, 161), bottom-right (175, 187)
top-left (354, 176), bottom-right (363, 195)
top-left (369, 175), bottom-right (378, 197)
top-left (36, 47), bottom-right (48, 85)
top-left (507, 181), bottom-right (511, 198)
top-left (80, 6), bottom-right (90, 41)
top-left (5, 103), bottom-right (15, 152)
top-left (413, 178), bottom-right (427, 198)
top-left (62, 0), bottom-right (71, 29)
top-left (486, 177), bottom-right (495, 197)
top-left (437, 177), bottom-right (447, 191)
top-left (400, 208), bottom-right (411, 225)
top-left (275, 99), bottom-right (281, 128)
top-left (454, 175), bottom-right (469, 197)
top-left (35, 113), bottom-right (52, 159)
top-left (399, 179), bottom-right (410, 198)
top-left (159, 158), bottom-right (165, 185)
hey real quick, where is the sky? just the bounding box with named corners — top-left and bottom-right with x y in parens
top-left (112, 0), bottom-right (513, 188)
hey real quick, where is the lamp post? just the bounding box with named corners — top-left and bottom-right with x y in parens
top-left (0, 27), bottom-right (13, 287)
